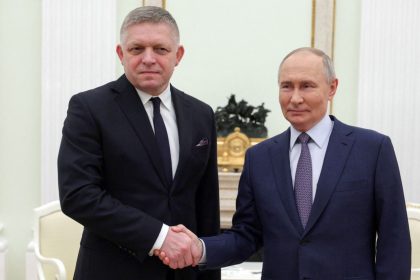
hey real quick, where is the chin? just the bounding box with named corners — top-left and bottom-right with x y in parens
top-left (289, 120), bottom-right (309, 131)
top-left (139, 83), bottom-right (160, 91)
top-left (288, 116), bottom-right (305, 124)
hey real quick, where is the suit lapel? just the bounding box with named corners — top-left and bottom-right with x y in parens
top-left (304, 117), bottom-right (355, 235)
top-left (170, 86), bottom-right (193, 189)
top-left (270, 130), bottom-right (304, 235)
top-left (112, 75), bottom-right (169, 188)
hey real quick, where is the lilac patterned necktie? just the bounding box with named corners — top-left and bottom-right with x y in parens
top-left (294, 132), bottom-right (312, 228)
top-left (151, 97), bottom-right (172, 185)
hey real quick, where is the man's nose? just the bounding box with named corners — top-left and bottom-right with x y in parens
top-left (142, 49), bottom-right (156, 64)
top-left (290, 90), bottom-right (303, 104)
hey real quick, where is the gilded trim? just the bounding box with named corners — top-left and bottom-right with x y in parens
top-left (311, 0), bottom-right (316, 48)
top-left (142, 0), bottom-right (165, 8)
top-left (331, 0), bottom-right (336, 60)
top-left (329, 101), bottom-right (334, 114)
top-left (329, 0), bottom-right (336, 114)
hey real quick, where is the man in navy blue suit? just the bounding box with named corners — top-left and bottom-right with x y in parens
top-left (58, 6), bottom-right (220, 280)
top-left (158, 47), bottom-right (411, 279)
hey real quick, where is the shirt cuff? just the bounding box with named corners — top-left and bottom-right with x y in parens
top-left (148, 223), bottom-right (169, 256)
top-left (199, 238), bottom-right (207, 264)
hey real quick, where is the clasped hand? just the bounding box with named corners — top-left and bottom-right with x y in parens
top-left (154, 225), bottom-right (203, 269)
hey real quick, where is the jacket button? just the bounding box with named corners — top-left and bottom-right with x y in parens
top-left (300, 239), bottom-right (310, 245)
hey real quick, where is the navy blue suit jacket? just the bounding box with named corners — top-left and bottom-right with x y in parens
top-left (203, 116), bottom-right (411, 280)
top-left (58, 75), bottom-right (220, 280)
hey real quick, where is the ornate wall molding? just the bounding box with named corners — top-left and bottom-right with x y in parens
top-left (311, 0), bottom-right (336, 113)
top-left (142, 0), bottom-right (165, 8)
top-left (219, 173), bottom-right (241, 228)
top-left (311, 0), bottom-right (336, 59)
top-left (358, 0), bottom-right (420, 203)
top-left (41, 0), bottom-right (117, 203)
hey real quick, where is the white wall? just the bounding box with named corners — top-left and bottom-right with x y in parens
top-left (333, 0), bottom-right (361, 125)
top-left (0, 0), bottom-right (41, 279)
top-left (167, 0), bottom-right (312, 136)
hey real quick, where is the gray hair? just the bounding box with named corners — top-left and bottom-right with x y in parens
top-left (120, 6), bottom-right (180, 44)
top-left (278, 47), bottom-right (336, 84)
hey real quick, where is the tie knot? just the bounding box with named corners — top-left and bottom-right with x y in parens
top-left (298, 133), bottom-right (310, 144)
top-left (151, 97), bottom-right (161, 111)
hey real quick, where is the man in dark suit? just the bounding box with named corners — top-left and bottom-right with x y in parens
top-left (159, 47), bottom-right (411, 279)
top-left (57, 6), bottom-right (220, 280)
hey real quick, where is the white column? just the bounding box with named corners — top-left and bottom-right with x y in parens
top-left (41, 0), bottom-right (117, 203)
top-left (0, 223), bottom-right (7, 280)
top-left (358, 0), bottom-right (420, 203)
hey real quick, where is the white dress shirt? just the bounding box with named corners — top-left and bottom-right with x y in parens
top-left (137, 86), bottom-right (180, 177)
top-left (289, 113), bottom-right (334, 200)
top-left (136, 85), bottom-right (179, 255)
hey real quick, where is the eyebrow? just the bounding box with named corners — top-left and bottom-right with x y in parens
top-left (280, 79), bottom-right (316, 84)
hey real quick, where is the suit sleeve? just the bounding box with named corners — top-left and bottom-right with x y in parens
top-left (57, 94), bottom-right (162, 262)
top-left (202, 148), bottom-right (263, 269)
top-left (196, 109), bottom-right (220, 237)
top-left (195, 108), bottom-right (222, 280)
top-left (374, 136), bottom-right (411, 279)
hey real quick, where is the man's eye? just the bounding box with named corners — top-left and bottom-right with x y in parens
top-left (129, 47), bottom-right (143, 54)
top-left (155, 48), bottom-right (169, 54)
top-left (302, 83), bottom-right (315, 89)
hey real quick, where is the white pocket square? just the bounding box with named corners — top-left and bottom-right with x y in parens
top-left (195, 138), bottom-right (209, 147)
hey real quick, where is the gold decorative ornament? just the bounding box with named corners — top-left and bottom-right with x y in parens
top-left (217, 127), bottom-right (264, 172)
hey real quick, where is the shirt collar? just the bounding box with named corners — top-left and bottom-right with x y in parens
top-left (136, 85), bottom-right (172, 111)
top-left (289, 114), bottom-right (334, 151)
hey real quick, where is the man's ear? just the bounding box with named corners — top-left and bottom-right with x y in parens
top-left (116, 44), bottom-right (124, 64)
top-left (175, 45), bottom-right (185, 66)
top-left (328, 78), bottom-right (338, 101)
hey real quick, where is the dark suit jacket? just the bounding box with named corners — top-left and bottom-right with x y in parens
top-left (58, 75), bottom-right (221, 280)
top-left (203, 116), bottom-right (411, 280)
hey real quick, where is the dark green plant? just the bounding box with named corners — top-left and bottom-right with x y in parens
top-left (215, 94), bottom-right (270, 137)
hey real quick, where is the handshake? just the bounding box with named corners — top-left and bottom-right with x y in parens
top-left (154, 225), bottom-right (204, 269)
